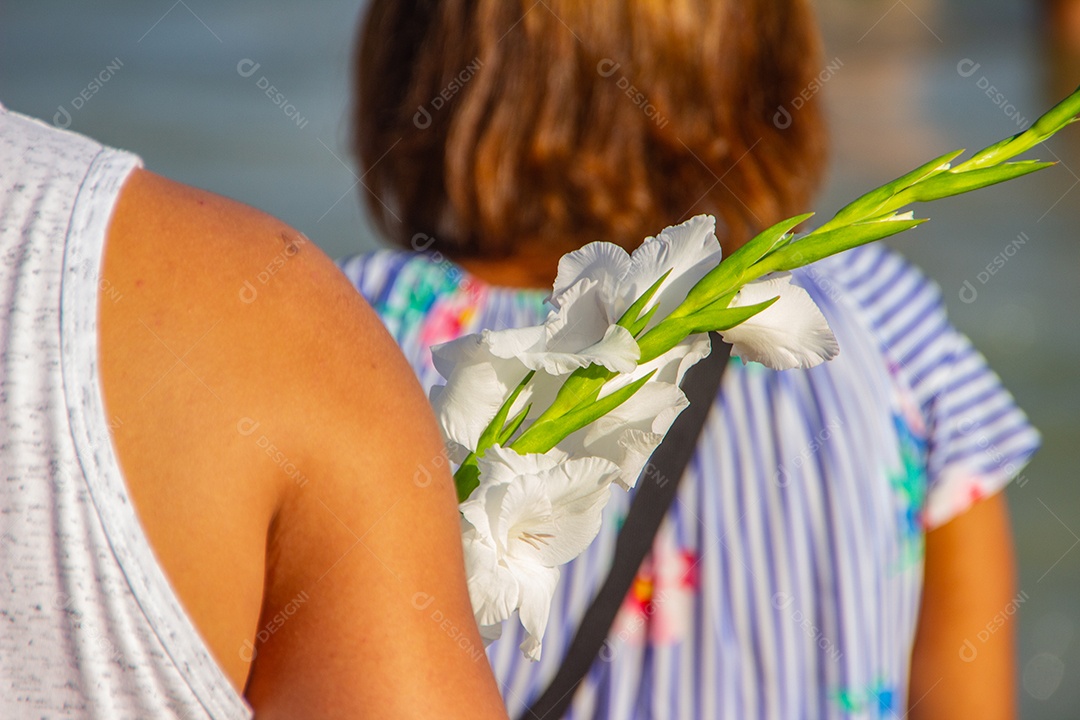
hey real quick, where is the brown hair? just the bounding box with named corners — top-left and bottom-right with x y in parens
top-left (353, 0), bottom-right (827, 259)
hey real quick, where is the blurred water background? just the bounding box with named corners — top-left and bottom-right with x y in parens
top-left (2, 0), bottom-right (1078, 716)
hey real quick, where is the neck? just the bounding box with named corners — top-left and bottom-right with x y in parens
top-left (455, 245), bottom-right (569, 291)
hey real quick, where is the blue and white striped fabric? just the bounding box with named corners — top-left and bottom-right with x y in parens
top-left (338, 242), bottom-right (1038, 719)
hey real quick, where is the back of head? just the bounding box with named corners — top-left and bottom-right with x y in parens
top-left (354, 0), bottom-right (827, 260)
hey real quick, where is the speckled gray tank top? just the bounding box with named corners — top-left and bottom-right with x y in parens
top-left (0, 104), bottom-right (252, 719)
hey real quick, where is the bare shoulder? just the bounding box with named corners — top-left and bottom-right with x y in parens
top-left (105, 167), bottom-right (419, 438)
top-left (101, 169), bottom-right (506, 717)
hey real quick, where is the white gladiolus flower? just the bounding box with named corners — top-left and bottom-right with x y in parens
top-left (720, 274), bottom-right (839, 370)
top-left (429, 334), bottom-right (534, 462)
top-left (473, 215), bottom-right (723, 379)
top-left (483, 277), bottom-right (641, 375)
top-left (429, 214), bottom-right (843, 662)
top-left (431, 215), bottom-right (724, 468)
top-left (558, 333), bottom-right (712, 489)
top-left (550, 214), bottom-right (723, 328)
top-left (459, 447), bottom-right (621, 661)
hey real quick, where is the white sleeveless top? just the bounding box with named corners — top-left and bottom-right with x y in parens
top-left (0, 104), bottom-right (252, 719)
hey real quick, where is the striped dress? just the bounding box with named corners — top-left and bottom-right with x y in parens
top-left (338, 242), bottom-right (1038, 719)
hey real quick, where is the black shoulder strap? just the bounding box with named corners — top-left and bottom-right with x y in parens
top-left (520, 333), bottom-right (732, 720)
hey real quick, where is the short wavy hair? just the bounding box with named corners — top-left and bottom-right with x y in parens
top-left (353, 0), bottom-right (828, 258)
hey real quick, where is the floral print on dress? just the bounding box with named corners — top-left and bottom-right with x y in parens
top-left (609, 520), bottom-right (698, 648)
top-left (832, 678), bottom-right (899, 718)
top-left (923, 467), bottom-right (992, 528)
top-left (371, 254), bottom-right (490, 374)
top-left (371, 256), bottom-right (463, 340)
top-left (419, 280), bottom-right (484, 359)
top-left (889, 395), bottom-right (929, 573)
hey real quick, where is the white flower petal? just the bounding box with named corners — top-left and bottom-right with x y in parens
top-left (460, 482), bottom-right (500, 542)
top-left (568, 324), bottom-right (639, 374)
top-left (565, 382), bottom-right (690, 489)
top-left (623, 215), bottom-right (723, 327)
top-left (667, 333), bottom-right (714, 386)
top-left (481, 324), bottom-right (547, 359)
top-left (542, 278), bottom-right (610, 344)
top-left (720, 274), bottom-right (838, 370)
top-left (477, 622), bottom-right (502, 646)
top-left (497, 474), bottom-right (556, 562)
top-left (514, 563), bottom-right (561, 662)
top-left (430, 334), bottom-right (485, 381)
top-left (431, 361), bottom-right (528, 453)
top-left (602, 332), bottom-right (711, 395)
top-left (609, 428), bottom-right (664, 490)
top-left (551, 241), bottom-right (630, 311)
top-left (477, 447), bottom-right (617, 566)
top-left (463, 444), bottom-right (619, 662)
top-left (519, 325), bottom-right (639, 376)
top-left (461, 530), bottom-right (520, 628)
top-left (479, 445), bottom-right (566, 484)
top-left (538, 456), bottom-right (616, 563)
top-left (482, 279), bottom-right (638, 374)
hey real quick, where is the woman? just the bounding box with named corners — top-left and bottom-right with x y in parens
top-left (340, 1), bottom-right (1037, 717)
top-left (0, 102), bottom-right (508, 718)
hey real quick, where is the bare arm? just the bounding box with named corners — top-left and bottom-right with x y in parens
top-left (103, 170), bottom-right (507, 719)
top-left (240, 246), bottom-right (508, 718)
top-left (908, 492), bottom-right (1017, 719)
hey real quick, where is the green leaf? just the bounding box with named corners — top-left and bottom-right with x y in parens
top-left (454, 455), bottom-right (481, 503)
top-left (629, 302), bottom-right (662, 337)
top-left (511, 370), bottom-right (656, 454)
top-left (498, 403), bottom-right (532, 445)
top-left (674, 213), bottom-right (813, 317)
top-left (530, 363), bottom-right (615, 426)
top-left (955, 84), bottom-right (1080, 171)
top-left (814, 149), bottom-right (964, 233)
top-left (756, 218), bottom-right (927, 275)
top-left (634, 296), bottom-right (774, 363)
top-left (617, 269), bottom-right (671, 331)
top-left (476, 370), bottom-right (534, 453)
top-left (884, 161), bottom-right (1055, 208)
top-left (634, 318), bottom-right (696, 365)
top-left (681, 296), bottom-right (778, 335)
